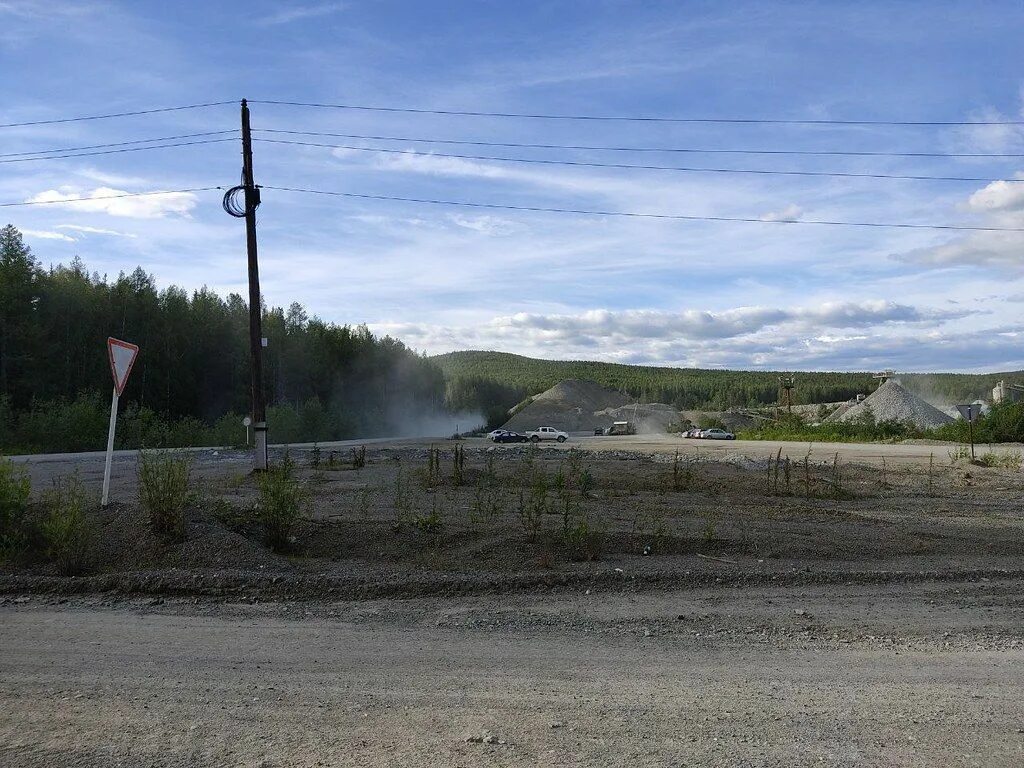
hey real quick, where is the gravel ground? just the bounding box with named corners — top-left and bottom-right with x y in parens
top-left (2, 579), bottom-right (1023, 767)
top-left (3, 438), bottom-right (1023, 765)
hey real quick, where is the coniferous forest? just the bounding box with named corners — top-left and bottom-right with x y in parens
top-left (0, 225), bottom-right (446, 453)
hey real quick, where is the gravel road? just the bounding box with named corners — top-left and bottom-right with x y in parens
top-left (11, 434), bottom-right (1021, 495)
top-left (3, 579), bottom-right (1023, 767)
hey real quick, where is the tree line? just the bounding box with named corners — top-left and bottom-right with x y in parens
top-left (0, 225), bottom-right (447, 453)
top-left (435, 351), bottom-right (1023, 426)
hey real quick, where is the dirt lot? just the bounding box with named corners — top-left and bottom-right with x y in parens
top-left (2, 436), bottom-right (1023, 765)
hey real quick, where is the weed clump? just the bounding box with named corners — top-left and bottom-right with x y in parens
top-left (41, 473), bottom-right (92, 575)
top-left (351, 445), bottom-right (366, 469)
top-left (0, 457), bottom-right (31, 556)
top-left (563, 512), bottom-right (608, 561)
top-left (256, 456), bottom-right (308, 551)
top-left (413, 496), bottom-right (443, 533)
top-left (974, 450), bottom-right (1022, 470)
top-left (138, 450), bottom-right (192, 538)
top-left (451, 443), bottom-right (466, 487)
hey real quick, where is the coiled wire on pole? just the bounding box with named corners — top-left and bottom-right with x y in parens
top-left (222, 184), bottom-right (247, 217)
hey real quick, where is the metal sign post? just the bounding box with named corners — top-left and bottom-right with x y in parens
top-left (102, 337), bottom-right (140, 507)
top-left (955, 403), bottom-right (981, 461)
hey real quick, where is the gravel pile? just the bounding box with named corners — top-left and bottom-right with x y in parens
top-left (832, 380), bottom-right (953, 430)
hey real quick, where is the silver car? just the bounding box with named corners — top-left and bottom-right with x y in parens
top-left (699, 428), bottom-right (735, 440)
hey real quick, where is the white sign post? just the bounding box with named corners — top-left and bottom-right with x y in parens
top-left (102, 337), bottom-right (140, 507)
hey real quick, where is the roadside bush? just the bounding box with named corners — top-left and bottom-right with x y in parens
top-left (0, 456), bottom-right (31, 555)
top-left (138, 450), bottom-right (192, 538)
top-left (256, 456), bottom-right (308, 551)
top-left (41, 473), bottom-right (93, 575)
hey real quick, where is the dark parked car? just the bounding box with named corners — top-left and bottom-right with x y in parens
top-left (493, 430), bottom-right (530, 443)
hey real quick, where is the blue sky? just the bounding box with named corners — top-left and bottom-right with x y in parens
top-left (2, 0), bottom-right (1024, 372)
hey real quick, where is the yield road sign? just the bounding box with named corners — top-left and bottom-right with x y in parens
top-left (107, 337), bottom-right (139, 396)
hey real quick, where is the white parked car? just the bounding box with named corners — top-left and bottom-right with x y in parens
top-left (699, 428), bottom-right (735, 440)
top-left (525, 426), bottom-right (569, 443)
top-left (486, 429), bottom-right (508, 441)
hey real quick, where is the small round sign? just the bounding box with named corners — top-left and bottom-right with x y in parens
top-left (243, 416), bottom-right (252, 427)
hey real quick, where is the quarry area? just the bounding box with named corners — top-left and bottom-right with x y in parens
top-left (3, 434), bottom-right (1024, 766)
top-left (499, 377), bottom-right (972, 435)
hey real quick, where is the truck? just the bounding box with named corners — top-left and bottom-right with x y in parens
top-left (525, 426), bottom-right (569, 443)
top-left (606, 421), bottom-right (636, 436)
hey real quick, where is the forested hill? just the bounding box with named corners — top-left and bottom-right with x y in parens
top-left (437, 350), bottom-right (1022, 417)
top-left (0, 225), bottom-right (446, 453)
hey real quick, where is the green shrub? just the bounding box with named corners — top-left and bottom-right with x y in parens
top-left (138, 450), bottom-right (192, 538)
top-left (41, 473), bottom-right (92, 575)
top-left (0, 456), bottom-right (31, 555)
top-left (256, 456), bottom-right (308, 551)
top-left (563, 512), bottom-right (607, 561)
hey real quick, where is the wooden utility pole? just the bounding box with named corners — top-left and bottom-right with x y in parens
top-left (779, 375), bottom-right (795, 416)
top-left (241, 99), bottom-right (267, 470)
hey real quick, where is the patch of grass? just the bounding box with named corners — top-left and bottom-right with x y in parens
top-left (0, 456), bottom-right (31, 557)
top-left (138, 450), bottom-right (192, 539)
top-left (974, 450), bottom-right (1023, 470)
top-left (413, 495), bottom-right (443, 533)
top-left (256, 456), bottom-right (309, 551)
top-left (40, 473), bottom-right (93, 575)
top-left (211, 497), bottom-right (250, 532)
top-left (948, 444), bottom-right (971, 464)
top-left (563, 511), bottom-right (607, 561)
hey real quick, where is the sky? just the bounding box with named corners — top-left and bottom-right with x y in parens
top-left (2, 0), bottom-right (1024, 373)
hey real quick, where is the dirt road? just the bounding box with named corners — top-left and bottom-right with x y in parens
top-left (3, 580), bottom-right (1023, 767)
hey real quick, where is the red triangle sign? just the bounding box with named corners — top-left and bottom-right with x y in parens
top-left (107, 337), bottom-right (139, 396)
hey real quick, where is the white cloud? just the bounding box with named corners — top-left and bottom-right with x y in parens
top-left (893, 172), bottom-right (1024, 270)
top-left (21, 228), bottom-right (75, 242)
top-left (896, 231), bottom-right (1024, 270)
top-left (369, 300), bottom-right (981, 368)
top-left (759, 203), bottom-right (803, 222)
top-left (255, 2), bottom-right (345, 26)
top-left (56, 224), bottom-right (137, 238)
top-left (966, 175), bottom-right (1024, 213)
top-left (24, 187), bottom-right (198, 218)
top-left (447, 214), bottom-right (516, 235)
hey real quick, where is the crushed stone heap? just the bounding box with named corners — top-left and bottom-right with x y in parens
top-left (830, 380), bottom-right (953, 430)
top-left (502, 379), bottom-right (682, 433)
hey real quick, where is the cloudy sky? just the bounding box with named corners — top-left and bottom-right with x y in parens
top-left (2, 1), bottom-right (1024, 372)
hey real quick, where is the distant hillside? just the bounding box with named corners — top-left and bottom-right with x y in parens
top-left (436, 350), bottom-right (1023, 427)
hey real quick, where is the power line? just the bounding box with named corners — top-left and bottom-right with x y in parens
top-left (0, 101), bottom-right (236, 129)
top-left (0, 138), bottom-right (238, 165)
top-left (254, 138), bottom-right (1023, 184)
top-left (0, 131), bottom-right (238, 159)
top-left (256, 128), bottom-right (1024, 159)
top-left (0, 187), bottom-right (222, 208)
top-left (251, 99), bottom-right (1024, 127)
top-left (260, 185), bottom-right (1024, 232)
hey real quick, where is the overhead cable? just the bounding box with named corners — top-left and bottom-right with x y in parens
top-left (0, 138), bottom-right (238, 165)
top-left (0, 131), bottom-right (238, 159)
top-left (254, 138), bottom-right (1024, 184)
top-left (0, 101), bottom-right (236, 129)
top-left (260, 185), bottom-right (1024, 232)
top-left (0, 187), bottom-right (222, 208)
top-left (250, 99), bottom-right (1024, 127)
top-left (256, 128), bottom-right (1024, 159)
